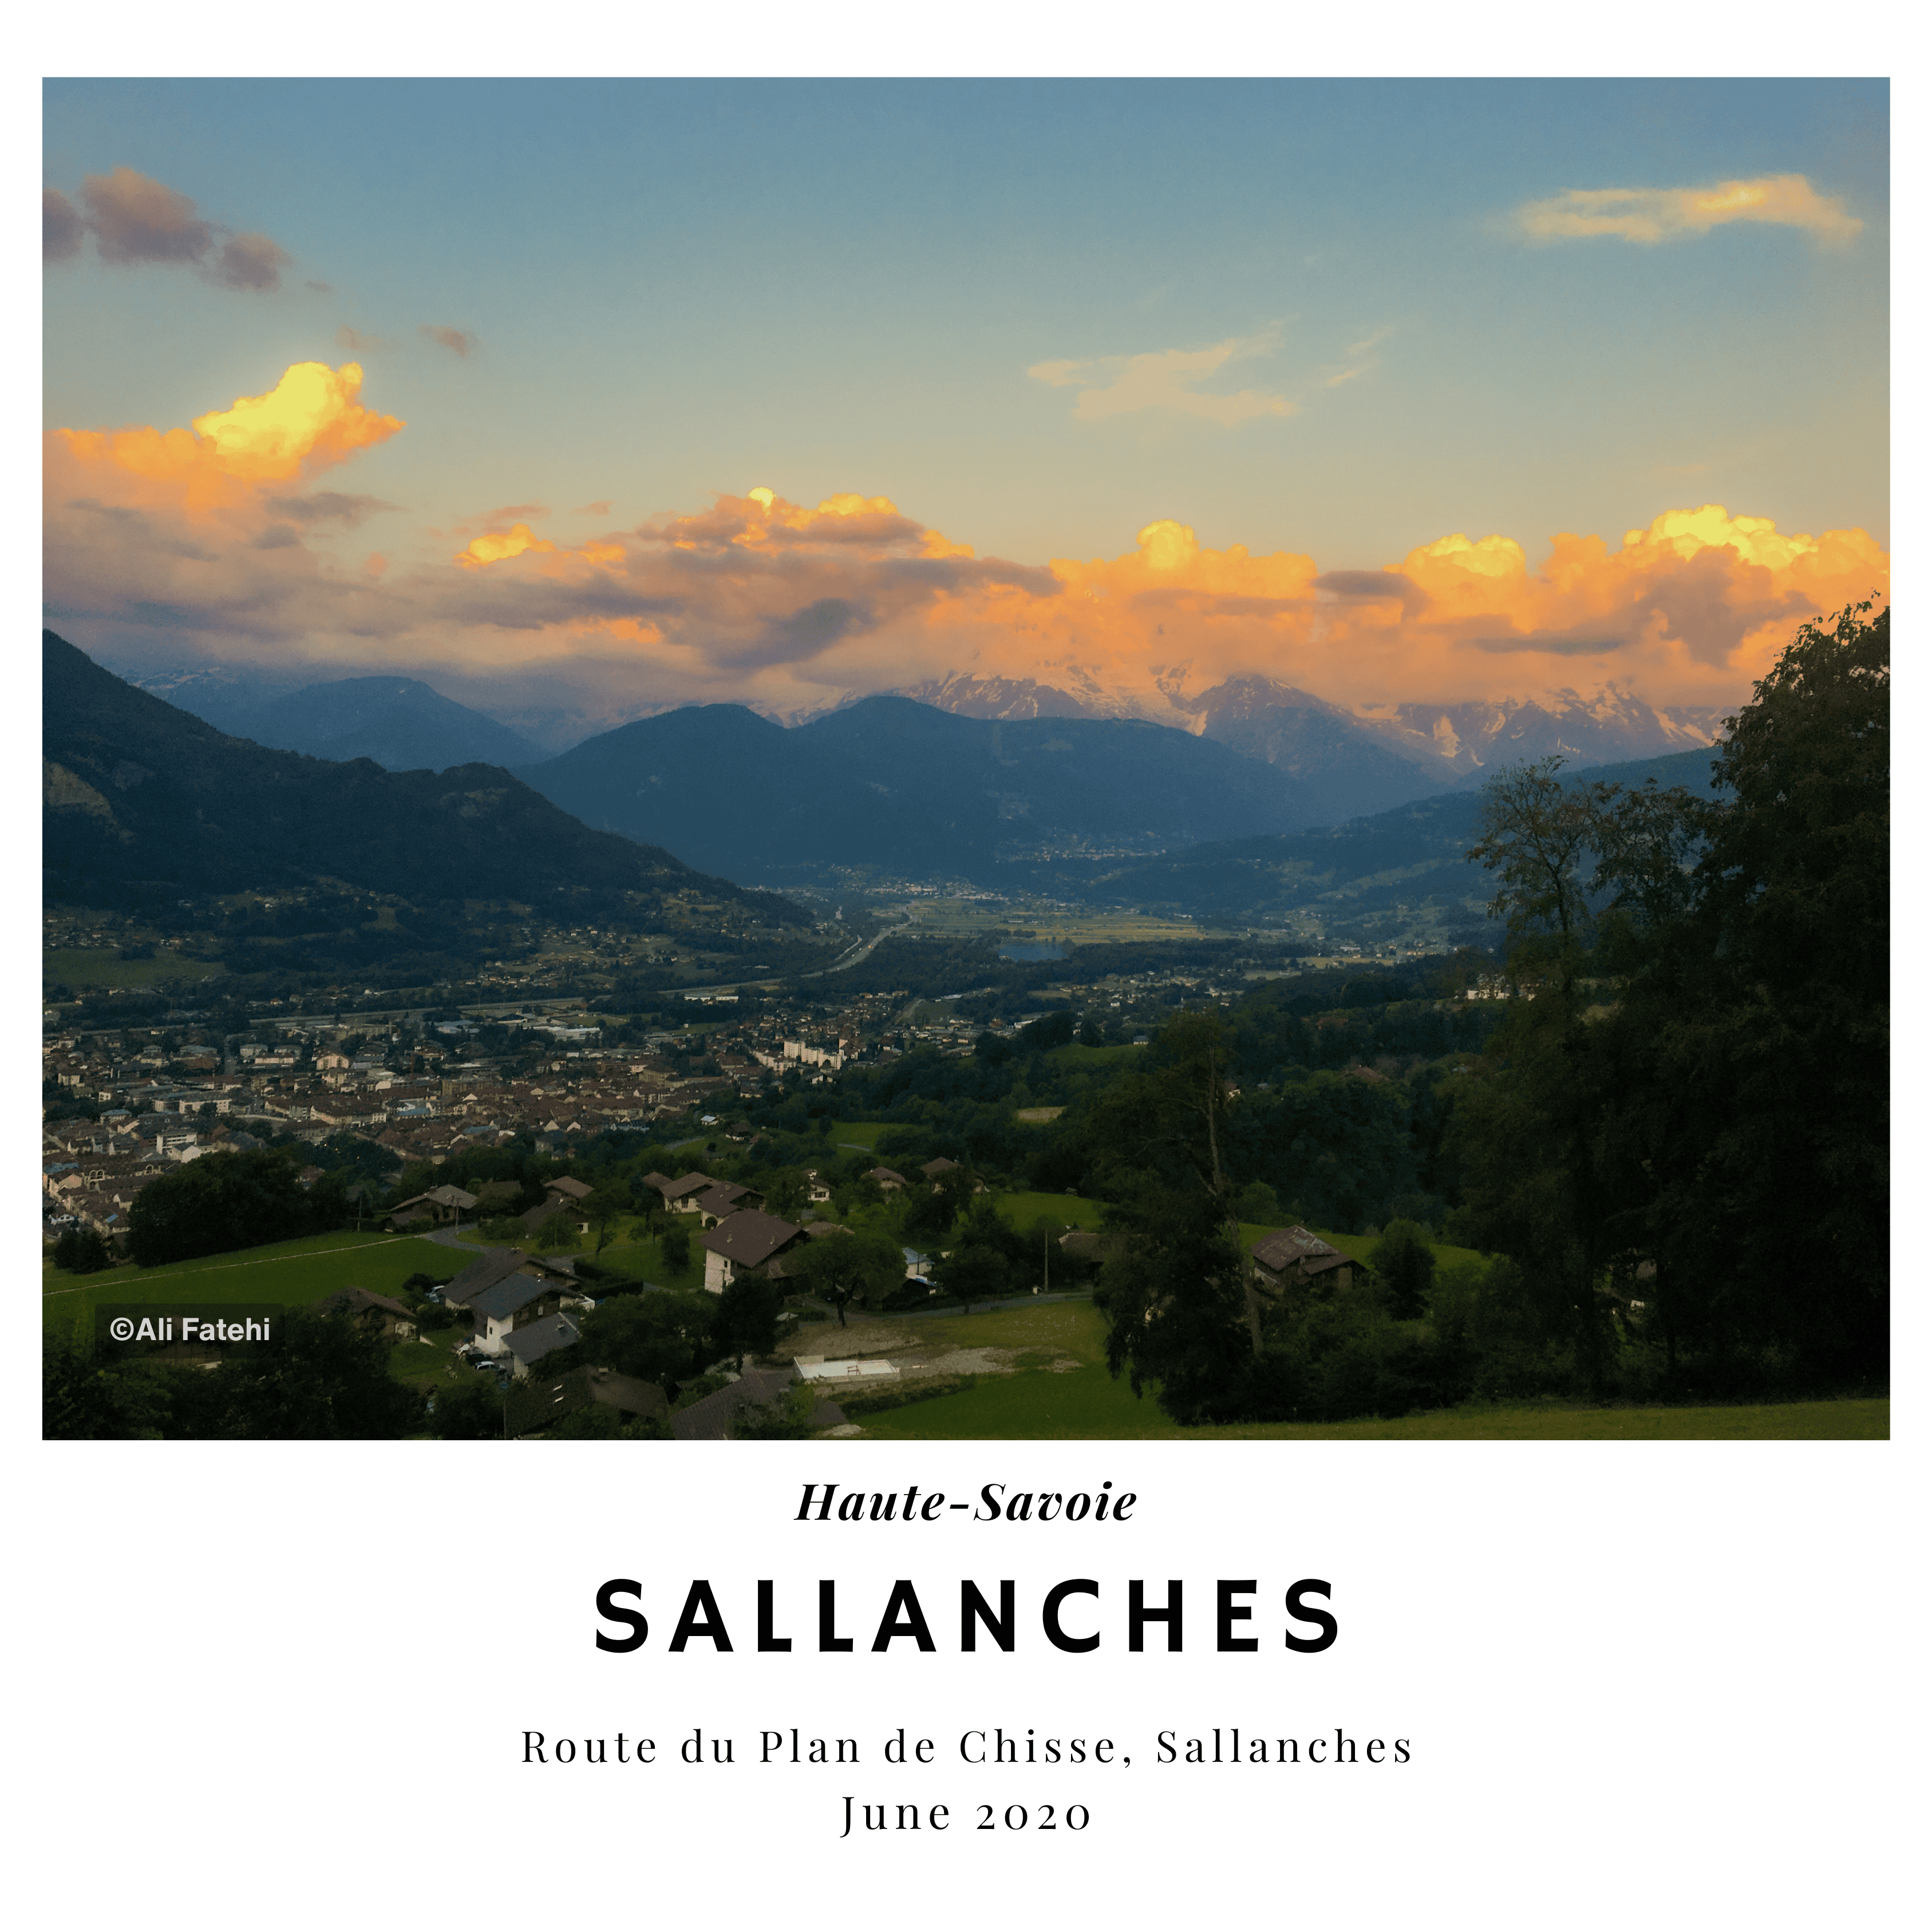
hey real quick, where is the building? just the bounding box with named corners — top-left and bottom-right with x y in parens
top-left (697, 1209), bottom-right (806, 1294)
top-left (1251, 1226), bottom-right (1361, 1293)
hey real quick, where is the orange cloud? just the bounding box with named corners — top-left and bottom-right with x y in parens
top-left (1515, 174), bottom-right (1863, 246)
top-left (53, 361), bottom-right (404, 515)
top-left (43, 377), bottom-right (1887, 746)
top-left (458, 524), bottom-right (558, 568)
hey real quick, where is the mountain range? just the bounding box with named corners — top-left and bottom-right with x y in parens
top-left (514, 697), bottom-right (1327, 887)
top-left (42, 634), bottom-right (798, 926)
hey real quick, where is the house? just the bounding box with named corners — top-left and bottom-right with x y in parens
top-left (657, 1171), bottom-right (718, 1213)
top-left (1251, 1226), bottom-right (1361, 1293)
top-left (505, 1365), bottom-right (667, 1437)
top-left (697, 1209), bottom-right (806, 1294)
top-left (867, 1166), bottom-right (907, 1192)
top-left (692, 1182), bottom-right (764, 1228)
top-left (501, 1311), bottom-right (581, 1378)
top-left (468, 1273), bottom-right (585, 1355)
top-left (920, 1157), bottom-right (961, 1182)
top-left (545, 1175), bottom-right (594, 1202)
top-left (441, 1245), bottom-right (578, 1313)
top-left (668, 1364), bottom-right (847, 1441)
top-left (384, 1183), bottom-right (477, 1229)
top-left (804, 1169), bottom-right (833, 1204)
top-left (310, 1286), bottom-right (418, 1341)
top-left (520, 1195), bottom-right (590, 1238)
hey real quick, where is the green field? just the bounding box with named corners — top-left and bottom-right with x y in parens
top-left (994, 1190), bottom-right (1108, 1231)
top-left (800, 1301), bottom-right (1886, 1440)
top-left (828, 1121), bottom-right (889, 1149)
top-left (42, 1230), bottom-right (461, 1322)
top-left (44, 947), bottom-right (226, 991)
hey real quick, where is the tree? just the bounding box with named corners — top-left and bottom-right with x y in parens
top-left (790, 1228), bottom-right (903, 1326)
top-left (52, 1227), bottom-right (112, 1274)
top-left (126, 1147), bottom-right (333, 1269)
top-left (714, 1270), bottom-right (782, 1370)
top-left (660, 1221), bottom-right (693, 1275)
top-left (584, 1184), bottom-right (629, 1254)
top-left (572, 1290), bottom-right (719, 1393)
top-left (189, 1306), bottom-right (425, 1439)
top-left (1369, 1220), bottom-right (1436, 1320)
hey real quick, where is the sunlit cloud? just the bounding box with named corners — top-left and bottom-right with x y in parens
top-left (44, 361), bottom-right (1888, 740)
top-left (1515, 173), bottom-right (1862, 246)
top-left (49, 166), bottom-right (297, 290)
top-left (1029, 325), bottom-right (1296, 426)
top-left (422, 324), bottom-right (479, 358)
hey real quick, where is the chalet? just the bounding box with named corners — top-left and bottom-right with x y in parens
top-left (505, 1366), bottom-right (668, 1437)
top-left (668, 1364), bottom-right (846, 1441)
top-left (692, 1182), bottom-right (764, 1228)
top-left (545, 1175), bottom-right (594, 1202)
top-left (867, 1166), bottom-right (907, 1192)
top-left (441, 1246), bottom-right (578, 1313)
top-left (469, 1273), bottom-right (591, 1356)
top-left (501, 1311), bottom-right (581, 1378)
top-left (1251, 1226), bottom-right (1361, 1293)
top-left (697, 1209), bottom-right (806, 1295)
top-left (384, 1183), bottom-right (477, 1229)
top-left (311, 1286), bottom-right (418, 1341)
top-left (658, 1172), bottom-right (719, 1214)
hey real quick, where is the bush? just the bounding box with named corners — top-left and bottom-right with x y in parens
top-left (53, 1227), bottom-right (112, 1274)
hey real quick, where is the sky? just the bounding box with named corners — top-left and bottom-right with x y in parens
top-left (42, 77), bottom-right (1889, 741)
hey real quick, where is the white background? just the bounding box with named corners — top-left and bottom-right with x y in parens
top-left (23, 1437), bottom-right (1909, 1927)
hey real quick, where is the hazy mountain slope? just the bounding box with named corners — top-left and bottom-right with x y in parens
top-left (1043, 746), bottom-right (1725, 920)
top-left (520, 695), bottom-right (1326, 885)
top-left (227, 676), bottom-right (544, 771)
top-left (1186, 677), bottom-right (1454, 823)
top-left (42, 633), bottom-right (801, 922)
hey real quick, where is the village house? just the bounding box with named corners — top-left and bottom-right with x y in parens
top-left (1251, 1226), bottom-right (1362, 1294)
top-left (697, 1208), bottom-right (806, 1294)
top-left (311, 1286), bottom-right (418, 1341)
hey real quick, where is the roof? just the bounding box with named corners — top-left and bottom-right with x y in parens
top-left (546, 1175), bottom-right (592, 1200)
top-left (1251, 1226), bottom-right (1353, 1276)
top-left (425, 1183), bottom-right (479, 1209)
top-left (867, 1166), bottom-right (906, 1184)
top-left (470, 1274), bottom-right (555, 1321)
top-left (443, 1246), bottom-right (562, 1307)
top-left (504, 1365), bottom-right (667, 1437)
top-left (669, 1366), bottom-right (845, 1441)
top-left (502, 1311), bottom-right (580, 1366)
top-left (921, 1157), bottom-right (961, 1177)
top-left (698, 1210), bottom-right (804, 1270)
top-left (693, 1183), bottom-right (754, 1216)
top-left (311, 1286), bottom-right (414, 1322)
top-left (641, 1170), bottom-right (675, 1191)
top-left (658, 1171), bottom-right (717, 1201)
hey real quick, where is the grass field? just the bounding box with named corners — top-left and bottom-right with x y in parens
top-left (795, 1301), bottom-right (1886, 1440)
top-left (995, 1190), bottom-right (1108, 1231)
top-left (42, 1230), bottom-right (461, 1323)
top-left (828, 1121), bottom-right (889, 1149)
top-left (44, 947), bottom-right (226, 991)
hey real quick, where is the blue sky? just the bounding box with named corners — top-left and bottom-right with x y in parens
top-left (43, 77), bottom-right (1889, 729)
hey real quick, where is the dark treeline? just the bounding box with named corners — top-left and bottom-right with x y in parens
top-left (1088, 605), bottom-right (1888, 1424)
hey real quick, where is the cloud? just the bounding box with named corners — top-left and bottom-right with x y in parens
top-left (43, 361), bottom-right (1888, 736)
top-left (573, 500), bottom-right (614, 517)
top-left (58, 167), bottom-right (296, 290)
top-left (263, 491), bottom-right (401, 527)
top-left (422, 325), bottom-right (479, 358)
top-left (1029, 326), bottom-right (1296, 426)
top-left (215, 232), bottom-right (291, 291)
top-left (335, 324), bottom-right (389, 354)
top-left (44, 189), bottom-right (84, 262)
top-left (1515, 174), bottom-right (1862, 246)
top-left (52, 360), bottom-right (404, 513)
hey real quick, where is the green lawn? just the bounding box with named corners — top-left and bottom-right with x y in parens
top-left (858, 1369), bottom-right (1890, 1441)
top-left (819, 1301), bottom-right (1886, 1440)
top-left (994, 1190), bottom-right (1108, 1231)
top-left (584, 1234), bottom-right (708, 1293)
top-left (42, 1230), bottom-right (461, 1323)
top-left (44, 947), bottom-right (226, 991)
top-left (828, 1121), bottom-right (889, 1149)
